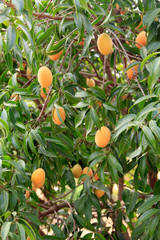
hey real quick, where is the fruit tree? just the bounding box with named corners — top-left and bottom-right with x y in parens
top-left (0, 0), bottom-right (160, 239)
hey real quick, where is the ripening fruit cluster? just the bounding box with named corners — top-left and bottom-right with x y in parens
top-left (71, 165), bottom-right (104, 198)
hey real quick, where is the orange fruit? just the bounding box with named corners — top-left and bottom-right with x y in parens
top-left (93, 173), bottom-right (99, 181)
top-left (95, 126), bottom-right (111, 148)
top-left (25, 189), bottom-right (30, 199)
top-left (94, 189), bottom-right (105, 198)
top-left (136, 31), bottom-right (147, 49)
top-left (79, 38), bottom-right (85, 46)
top-left (31, 168), bottom-right (45, 188)
top-left (52, 107), bottom-right (66, 125)
top-left (86, 78), bottom-right (95, 88)
top-left (38, 66), bottom-right (52, 88)
top-left (40, 87), bottom-right (50, 99)
top-left (97, 33), bottom-right (113, 56)
top-left (49, 49), bottom-right (63, 61)
top-left (82, 167), bottom-right (93, 181)
top-left (136, 20), bottom-right (144, 32)
top-left (72, 164), bottom-right (82, 178)
top-left (127, 63), bottom-right (139, 80)
top-left (26, 237), bottom-right (30, 240)
top-left (26, 67), bottom-right (32, 80)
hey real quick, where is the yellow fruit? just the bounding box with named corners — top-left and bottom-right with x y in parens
top-left (94, 188), bottom-right (105, 198)
top-left (82, 167), bottom-right (93, 181)
top-left (38, 66), bottom-right (52, 88)
top-left (26, 67), bottom-right (32, 80)
top-left (86, 78), bottom-right (95, 88)
top-left (95, 126), bottom-right (111, 148)
top-left (72, 164), bottom-right (82, 178)
top-left (31, 168), bottom-right (45, 188)
top-left (127, 63), bottom-right (138, 80)
top-left (97, 33), bottom-right (113, 56)
top-left (52, 107), bottom-right (66, 125)
top-left (40, 87), bottom-right (50, 99)
top-left (93, 173), bottom-right (99, 181)
top-left (25, 189), bottom-right (30, 199)
top-left (136, 31), bottom-right (147, 49)
top-left (49, 49), bottom-right (63, 61)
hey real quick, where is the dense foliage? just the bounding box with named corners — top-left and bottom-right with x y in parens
top-left (0, 0), bottom-right (160, 239)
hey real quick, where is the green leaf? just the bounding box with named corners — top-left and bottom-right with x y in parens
top-left (21, 224), bottom-right (35, 240)
top-left (1, 222), bottom-right (12, 240)
top-left (131, 224), bottom-right (144, 240)
top-left (75, 110), bottom-right (86, 128)
top-left (143, 8), bottom-right (160, 28)
top-left (20, 100), bottom-right (30, 120)
top-left (138, 195), bottom-right (160, 213)
top-left (28, 133), bottom-right (37, 154)
top-left (90, 107), bottom-right (100, 128)
top-left (109, 163), bottom-right (118, 184)
top-left (149, 120), bottom-right (160, 141)
top-left (84, 196), bottom-right (92, 222)
top-left (51, 225), bottom-right (65, 239)
top-left (16, 223), bottom-right (25, 240)
top-left (73, 213), bottom-right (95, 231)
top-left (126, 191), bottom-right (138, 214)
top-left (0, 191), bottom-right (9, 213)
top-left (6, 26), bottom-right (16, 54)
top-left (13, 0), bottom-right (24, 13)
top-left (103, 103), bottom-right (116, 111)
top-left (129, 95), bottom-right (158, 110)
top-left (108, 154), bottom-right (123, 174)
top-left (64, 170), bottom-right (75, 189)
top-left (0, 15), bottom-right (9, 24)
top-left (81, 14), bottom-right (93, 35)
top-left (36, 27), bottom-right (53, 46)
top-left (85, 111), bottom-right (93, 136)
top-left (115, 114), bottom-right (136, 130)
top-left (142, 126), bottom-right (157, 150)
top-left (19, 212), bottom-right (41, 225)
top-left (136, 209), bottom-right (160, 226)
top-left (127, 145), bottom-right (142, 159)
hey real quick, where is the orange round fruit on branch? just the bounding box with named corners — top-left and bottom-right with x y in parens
top-left (82, 167), bottom-right (93, 181)
top-left (136, 20), bottom-right (144, 32)
top-left (97, 33), bottom-right (113, 56)
top-left (86, 78), bottom-right (95, 88)
top-left (95, 126), bottom-right (111, 148)
top-left (94, 189), bottom-right (105, 198)
top-left (26, 67), bottom-right (32, 80)
top-left (135, 31), bottom-right (147, 49)
top-left (93, 173), bottom-right (99, 181)
top-left (52, 107), bottom-right (66, 125)
top-left (127, 63), bottom-right (139, 80)
top-left (31, 168), bottom-right (45, 188)
top-left (38, 66), bottom-right (52, 88)
top-left (72, 164), bottom-right (82, 178)
top-left (40, 87), bottom-right (50, 99)
top-left (49, 49), bottom-right (63, 61)
top-left (79, 38), bottom-right (85, 46)
top-left (25, 189), bottom-right (30, 199)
